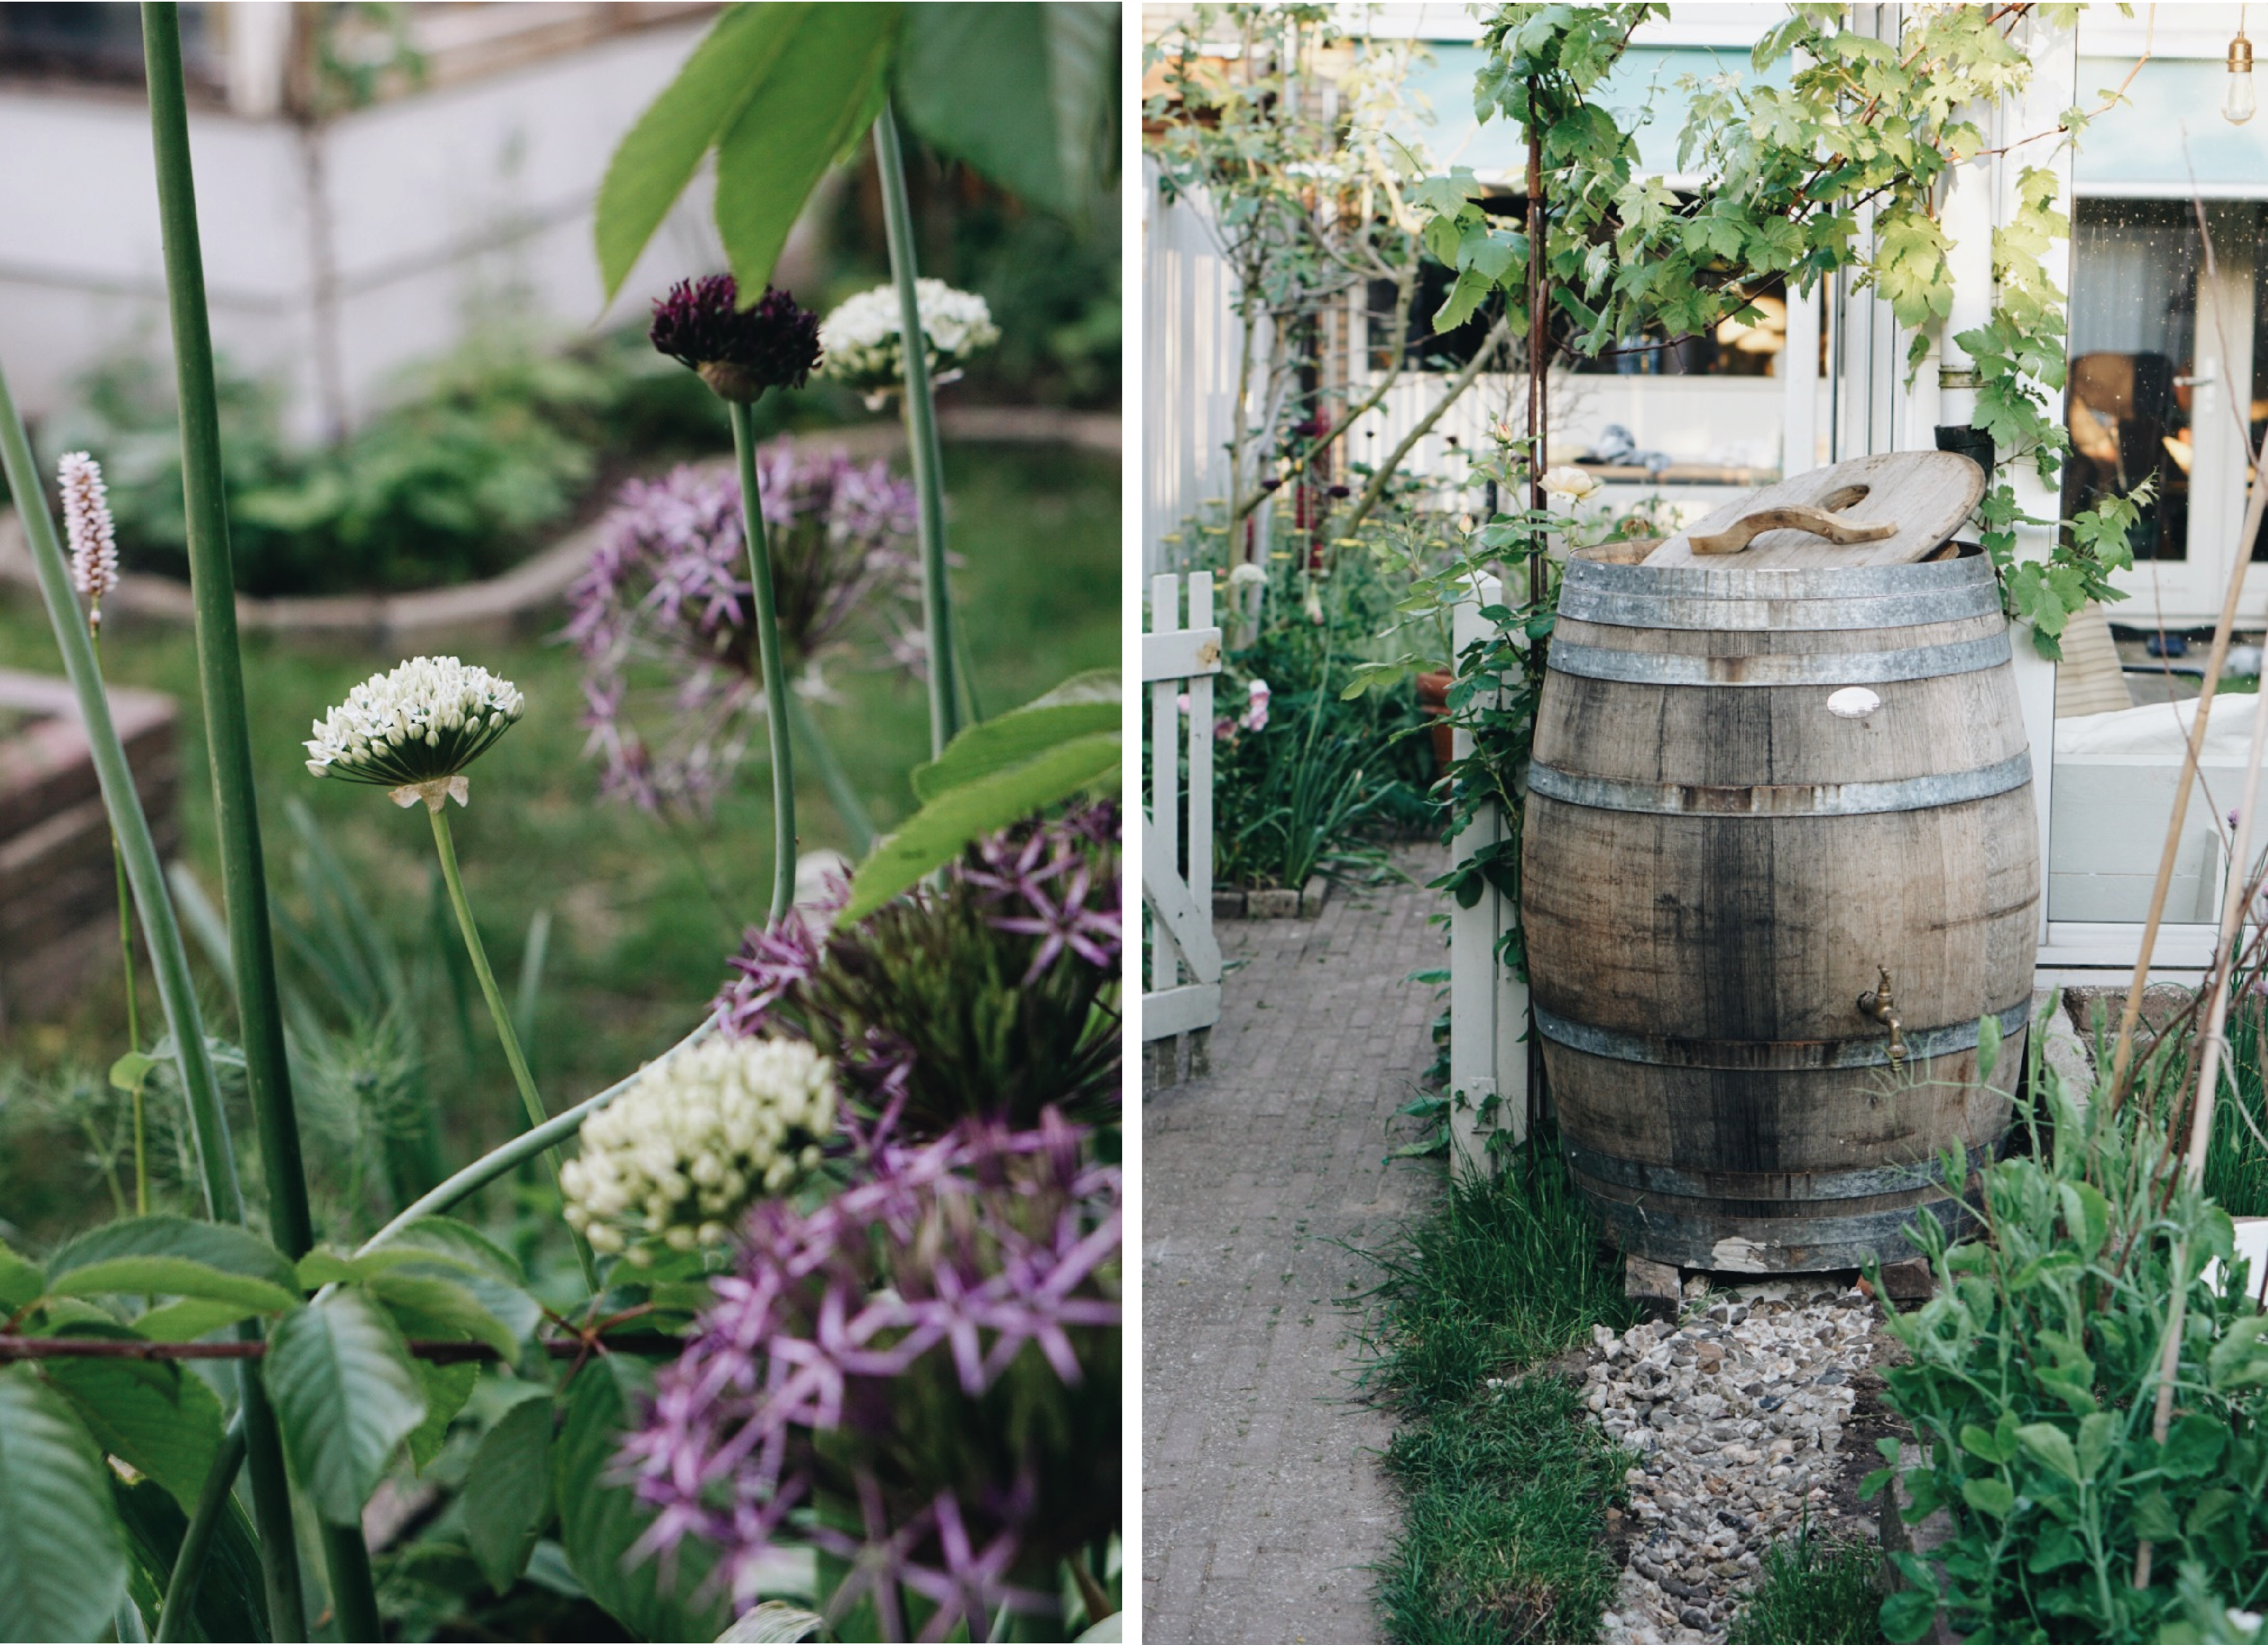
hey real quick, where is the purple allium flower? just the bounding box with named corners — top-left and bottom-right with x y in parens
top-left (569, 454), bottom-right (918, 811)
top-left (711, 803), bottom-right (1122, 1144)
top-left (619, 1113), bottom-right (1122, 1633)
top-left (649, 274), bottom-right (822, 403)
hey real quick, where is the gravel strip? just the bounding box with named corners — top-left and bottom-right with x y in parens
top-left (1584, 1281), bottom-right (1882, 1643)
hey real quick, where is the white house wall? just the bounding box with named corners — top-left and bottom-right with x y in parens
top-left (0, 19), bottom-right (722, 441)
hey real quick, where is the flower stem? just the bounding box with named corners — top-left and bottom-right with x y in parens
top-left (873, 101), bottom-right (961, 757)
top-left (729, 399), bottom-right (798, 920)
top-left (92, 627), bottom-right (149, 1214)
top-left (783, 690), bottom-right (874, 858)
top-left (428, 805), bottom-right (601, 1291)
top-left (140, 8), bottom-right (341, 1630)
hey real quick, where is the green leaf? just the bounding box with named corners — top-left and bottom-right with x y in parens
top-left (264, 1288), bottom-right (427, 1525)
top-left (896, 3), bottom-right (1117, 223)
top-left (109, 1475), bottom-right (270, 1644)
top-left (109, 1050), bottom-right (159, 1094)
top-left (2016, 1422), bottom-right (2082, 1484)
top-left (466, 1396), bottom-right (554, 1594)
top-left (134, 1296), bottom-right (268, 1342)
top-left (406, 1359), bottom-right (478, 1474)
top-left (0, 1367), bottom-right (130, 1642)
top-left (0, 1238), bottom-right (43, 1311)
top-left (1975, 1009), bottom-right (2001, 1082)
top-left (2208, 1312), bottom-right (2268, 1390)
top-left (363, 1270), bottom-right (521, 1361)
top-left (43, 1354), bottom-right (224, 1514)
top-left (911, 670), bottom-right (1120, 800)
top-left (719, 1602), bottom-right (827, 1642)
top-left (844, 731), bottom-right (1118, 920)
top-left (48, 1217), bottom-right (299, 1314)
top-left (712, 7), bottom-right (903, 300)
top-left (557, 1357), bottom-right (731, 1640)
top-left (593, 4), bottom-right (809, 299)
top-left (1961, 1475), bottom-right (2016, 1518)
top-left (360, 1216), bottom-right (528, 1287)
top-left (1074, 1616), bottom-right (1123, 1643)
top-left (2161, 1412), bottom-right (2228, 1478)
top-left (1879, 1587), bottom-right (1939, 1644)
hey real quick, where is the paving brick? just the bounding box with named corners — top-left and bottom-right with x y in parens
top-left (1144, 848), bottom-right (1448, 1644)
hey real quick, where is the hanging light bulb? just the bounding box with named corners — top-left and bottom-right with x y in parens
top-left (2227, 10), bottom-right (2257, 124)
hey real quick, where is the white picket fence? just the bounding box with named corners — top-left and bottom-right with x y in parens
top-left (1143, 573), bottom-right (1223, 1061)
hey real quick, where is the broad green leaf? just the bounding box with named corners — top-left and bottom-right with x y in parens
top-left (109, 1475), bottom-right (270, 1644)
top-left (712, 7), bottom-right (902, 300)
top-left (2015, 1422), bottom-right (2082, 1484)
top-left (2208, 1311), bottom-right (2268, 1390)
top-left (51, 1257), bottom-right (299, 1315)
top-left (1878, 1587), bottom-right (1938, 1645)
top-left (407, 1359), bottom-right (478, 1474)
top-left (1975, 1009), bottom-right (2001, 1082)
top-left (265, 1288), bottom-right (427, 1525)
top-left (0, 1367), bottom-right (129, 1642)
top-left (296, 1249), bottom-right (364, 1289)
top-left (109, 1050), bottom-right (159, 1094)
top-left (361, 1216), bottom-right (528, 1287)
top-left (135, 1296), bottom-right (266, 1342)
top-left (1960, 1475), bottom-right (2015, 1518)
top-left (911, 670), bottom-right (1121, 800)
top-left (844, 731), bottom-right (1119, 919)
top-left (594, 3), bottom-right (811, 299)
top-left (49, 1216), bottom-right (298, 1303)
top-left (720, 1601), bottom-right (826, 1641)
top-left (0, 1238), bottom-right (42, 1311)
top-left (557, 1358), bottom-right (731, 1641)
top-left (466, 1396), bottom-right (554, 1594)
top-left (43, 1354), bottom-right (224, 1514)
top-left (364, 1271), bottom-right (521, 1361)
top-left (894, 3), bottom-right (1117, 223)
top-left (1074, 1615), bottom-right (1123, 1643)
top-left (2057, 1181), bottom-right (2109, 1258)
top-left (2161, 1412), bottom-right (2228, 1478)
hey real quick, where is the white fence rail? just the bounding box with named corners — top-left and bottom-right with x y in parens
top-left (1143, 573), bottom-right (1223, 1047)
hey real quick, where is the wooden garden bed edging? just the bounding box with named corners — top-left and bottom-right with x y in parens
top-left (0, 667), bottom-right (177, 1028)
top-left (1213, 876), bottom-right (1328, 919)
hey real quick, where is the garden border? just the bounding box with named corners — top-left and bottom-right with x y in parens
top-left (0, 407), bottom-right (1118, 650)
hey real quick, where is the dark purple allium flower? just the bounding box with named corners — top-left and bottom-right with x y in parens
top-left (568, 453), bottom-right (918, 811)
top-left (619, 1113), bottom-right (1123, 1633)
top-left (711, 803), bottom-right (1122, 1145)
top-left (649, 274), bottom-right (823, 403)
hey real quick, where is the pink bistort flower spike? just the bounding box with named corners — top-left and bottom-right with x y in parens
top-left (57, 451), bottom-right (120, 623)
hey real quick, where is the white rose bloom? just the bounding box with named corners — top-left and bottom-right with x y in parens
top-left (818, 279), bottom-right (1001, 399)
top-left (561, 1036), bottom-right (838, 1264)
top-left (1538, 465), bottom-right (1601, 502)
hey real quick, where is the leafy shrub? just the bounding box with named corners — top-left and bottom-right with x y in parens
top-left (39, 326), bottom-right (733, 597)
top-left (1867, 1024), bottom-right (2268, 1643)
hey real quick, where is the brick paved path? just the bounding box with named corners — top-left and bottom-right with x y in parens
top-left (1143, 847), bottom-right (1448, 1645)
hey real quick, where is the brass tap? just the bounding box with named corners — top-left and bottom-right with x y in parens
top-left (1858, 968), bottom-right (1907, 1068)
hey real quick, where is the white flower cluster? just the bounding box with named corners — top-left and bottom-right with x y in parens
top-left (304, 655), bottom-right (525, 808)
top-left (57, 451), bottom-right (119, 611)
top-left (561, 1037), bottom-right (837, 1261)
top-left (819, 279), bottom-right (999, 397)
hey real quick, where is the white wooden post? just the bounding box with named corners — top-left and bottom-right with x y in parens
top-left (1448, 572), bottom-right (1527, 1179)
top-left (1143, 574), bottom-right (1224, 1073)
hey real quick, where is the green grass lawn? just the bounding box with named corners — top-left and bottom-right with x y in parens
top-left (0, 438), bottom-right (1118, 1250)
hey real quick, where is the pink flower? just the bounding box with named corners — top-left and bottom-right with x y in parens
top-left (1240, 678), bottom-right (1271, 733)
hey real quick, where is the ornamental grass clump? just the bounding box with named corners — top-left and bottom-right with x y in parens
top-left (561, 1036), bottom-right (838, 1261)
top-left (715, 803), bottom-right (1122, 1146)
top-left (566, 451), bottom-right (918, 812)
top-left (619, 1110), bottom-right (1121, 1636)
top-left (819, 279), bottom-right (999, 406)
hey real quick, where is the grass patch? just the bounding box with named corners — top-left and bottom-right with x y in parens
top-left (1725, 1533), bottom-right (1885, 1645)
top-left (1364, 1140), bottom-right (1640, 1643)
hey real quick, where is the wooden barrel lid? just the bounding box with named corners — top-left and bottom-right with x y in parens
top-left (1643, 451), bottom-right (1986, 570)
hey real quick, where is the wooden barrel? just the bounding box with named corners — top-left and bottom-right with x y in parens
top-left (1522, 540), bottom-right (2038, 1273)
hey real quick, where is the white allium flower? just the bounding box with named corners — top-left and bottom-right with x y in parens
top-left (57, 452), bottom-right (120, 616)
top-left (303, 655), bottom-right (525, 810)
top-left (818, 279), bottom-right (1000, 400)
top-left (1539, 465), bottom-right (1601, 502)
top-left (1227, 562), bottom-right (1267, 589)
top-left (560, 1037), bottom-right (837, 1262)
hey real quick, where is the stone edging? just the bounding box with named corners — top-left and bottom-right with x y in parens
top-left (0, 407), bottom-right (1118, 650)
top-left (1214, 876), bottom-right (1329, 920)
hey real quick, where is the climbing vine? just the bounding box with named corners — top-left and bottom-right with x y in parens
top-left (1427, 1), bottom-right (2144, 658)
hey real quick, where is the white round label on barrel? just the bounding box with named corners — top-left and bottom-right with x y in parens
top-left (1826, 686), bottom-right (1881, 719)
